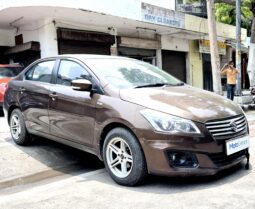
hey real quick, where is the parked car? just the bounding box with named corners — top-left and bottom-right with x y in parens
top-left (3, 55), bottom-right (250, 186)
top-left (0, 64), bottom-right (24, 109)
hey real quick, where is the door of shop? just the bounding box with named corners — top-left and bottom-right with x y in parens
top-left (202, 54), bottom-right (213, 91)
top-left (118, 47), bottom-right (156, 65)
top-left (162, 50), bottom-right (186, 82)
top-left (57, 28), bottom-right (115, 55)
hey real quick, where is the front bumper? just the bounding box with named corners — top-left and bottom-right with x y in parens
top-left (136, 128), bottom-right (248, 177)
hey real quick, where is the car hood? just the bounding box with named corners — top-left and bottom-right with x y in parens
top-left (119, 85), bottom-right (243, 123)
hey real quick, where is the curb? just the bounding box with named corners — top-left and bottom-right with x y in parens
top-left (0, 163), bottom-right (81, 190)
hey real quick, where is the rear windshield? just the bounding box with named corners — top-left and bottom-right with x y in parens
top-left (0, 67), bottom-right (23, 78)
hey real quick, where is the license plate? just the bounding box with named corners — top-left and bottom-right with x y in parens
top-left (226, 136), bottom-right (249, 156)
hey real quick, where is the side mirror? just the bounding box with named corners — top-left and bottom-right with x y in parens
top-left (71, 79), bottom-right (92, 91)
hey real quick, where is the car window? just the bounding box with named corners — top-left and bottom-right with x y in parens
top-left (85, 58), bottom-right (181, 89)
top-left (0, 67), bottom-right (23, 78)
top-left (25, 61), bottom-right (55, 83)
top-left (57, 60), bottom-right (90, 86)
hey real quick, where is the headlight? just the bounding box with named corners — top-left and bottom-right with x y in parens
top-left (140, 109), bottom-right (200, 134)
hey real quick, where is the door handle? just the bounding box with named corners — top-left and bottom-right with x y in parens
top-left (49, 93), bottom-right (58, 101)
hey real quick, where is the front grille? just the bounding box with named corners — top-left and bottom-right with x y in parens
top-left (208, 149), bottom-right (247, 167)
top-left (205, 114), bottom-right (248, 140)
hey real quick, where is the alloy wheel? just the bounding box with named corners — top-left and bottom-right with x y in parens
top-left (10, 114), bottom-right (21, 140)
top-left (106, 137), bottom-right (133, 178)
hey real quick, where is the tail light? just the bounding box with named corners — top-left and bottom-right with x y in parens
top-left (1, 83), bottom-right (8, 93)
top-left (4, 82), bottom-right (8, 92)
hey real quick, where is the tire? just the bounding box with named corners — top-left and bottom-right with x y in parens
top-left (103, 127), bottom-right (147, 186)
top-left (0, 108), bottom-right (3, 117)
top-left (9, 108), bottom-right (31, 145)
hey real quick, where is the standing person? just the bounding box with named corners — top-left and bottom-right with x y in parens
top-left (220, 61), bottom-right (239, 101)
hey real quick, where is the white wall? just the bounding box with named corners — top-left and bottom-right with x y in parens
top-left (142, 0), bottom-right (175, 10)
top-left (38, 20), bottom-right (58, 58)
top-left (18, 26), bottom-right (39, 43)
top-left (0, 29), bottom-right (15, 46)
top-left (161, 36), bottom-right (189, 52)
top-left (0, 0), bottom-right (175, 22)
top-left (15, 19), bottom-right (58, 57)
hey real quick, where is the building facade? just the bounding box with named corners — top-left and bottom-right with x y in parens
top-left (0, 0), bottom-right (248, 90)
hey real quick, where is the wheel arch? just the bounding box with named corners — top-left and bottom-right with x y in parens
top-left (7, 104), bottom-right (20, 124)
top-left (99, 122), bottom-right (140, 160)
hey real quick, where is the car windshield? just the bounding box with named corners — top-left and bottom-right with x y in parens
top-left (85, 58), bottom-right (182, 89)
top-left (0, 67), bottom-right (23, 78)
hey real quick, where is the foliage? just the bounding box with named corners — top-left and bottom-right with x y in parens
top-left (215, 0), bottom-right (253, 34)
top-left (180, 0), bottom-right (254, 34)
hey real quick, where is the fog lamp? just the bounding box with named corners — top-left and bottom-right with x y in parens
top-left (168, 151), bottom-right (198, 168)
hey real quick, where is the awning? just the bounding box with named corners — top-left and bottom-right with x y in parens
top-left (4, 41), bottom-right (40, 55)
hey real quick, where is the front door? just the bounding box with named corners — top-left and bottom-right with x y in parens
top-left (48, 59), bottom-right (96, 146)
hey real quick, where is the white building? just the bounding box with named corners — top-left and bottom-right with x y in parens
top-left (0, 0), bottom-right (248, 90)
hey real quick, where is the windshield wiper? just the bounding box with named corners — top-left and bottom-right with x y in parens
top-left (134, 83), bottom-right (172, 88)
top-left (175, 82), bottom-right (185, 86)
top-left (134, 82), bottom-right (184, 89)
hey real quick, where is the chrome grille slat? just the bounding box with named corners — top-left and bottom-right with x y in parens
top-left (206, 116), bottom-right (245, 125)
top-left (209, 122), bottom-right (246, 133)
top-left (236, 118), bottom-right (246, 125)
top-left (212, 126), bottom-right (246, 136)
top-left (205, 115), bottom-right (248, 139)
top-left (206, 118), bottom-right (246, 129)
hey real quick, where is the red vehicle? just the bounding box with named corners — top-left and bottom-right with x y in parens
top-left (0, 64), bottom-right (24, 108)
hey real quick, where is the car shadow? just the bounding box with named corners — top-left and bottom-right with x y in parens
top-left (74, 154), bottom-right (252, 194)
top-left (77, 162), bottom-right (252, 195)
top-left (2, 135), bottom-right (104, 179)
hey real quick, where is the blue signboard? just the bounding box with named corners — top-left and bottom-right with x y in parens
top-left (141, 2), bottom-right (185, 29)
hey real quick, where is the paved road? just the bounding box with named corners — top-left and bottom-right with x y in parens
top-left (0, 112), bottom-right (254, 209)
top-left (0, 115), bottom-right (104, 190)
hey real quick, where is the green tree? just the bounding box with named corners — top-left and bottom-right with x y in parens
top-left (214, 0), bottom-right (255, 88)
top-left (215, 0), bottom-right (253, 34)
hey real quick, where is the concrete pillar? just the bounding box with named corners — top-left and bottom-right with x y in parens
top-left (188, 40), bottom-right (203, 89)
top-left (226, 46), bottom-right (232, 61)
top-left (110, 44), bottom-right (118, 56)
top-left (156, 49), bottom-right (162, 69)
top-left (38, 19), bottom-right (58, 58)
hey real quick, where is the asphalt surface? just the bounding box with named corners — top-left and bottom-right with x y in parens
top-left (0, 112), bottom-right (254, 209)
top-left (0, 115), bottom-right (104, 190)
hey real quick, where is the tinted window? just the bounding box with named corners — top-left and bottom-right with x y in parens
top-left (57, 60), bottom-right (90, 86)
top-left (25, 61), bottom-right (55, 83)
top-left (0, 67), bottom-right (23, 78)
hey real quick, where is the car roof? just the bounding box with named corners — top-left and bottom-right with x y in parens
top-left (47, 54), bottom-right (134, 61)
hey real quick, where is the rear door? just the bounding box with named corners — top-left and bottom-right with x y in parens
top-left (19, 60), bottom-right (56, 134)
top-left (48, 59), bottom-right (96, 147)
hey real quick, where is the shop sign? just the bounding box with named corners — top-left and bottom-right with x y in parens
top-left (199, 39), bottom-right (226, 55)
top-left (141, 2), bottom-right (185, 29)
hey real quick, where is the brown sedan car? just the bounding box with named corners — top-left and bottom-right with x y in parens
top-left (3, 55), bottom-right (250, 186)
